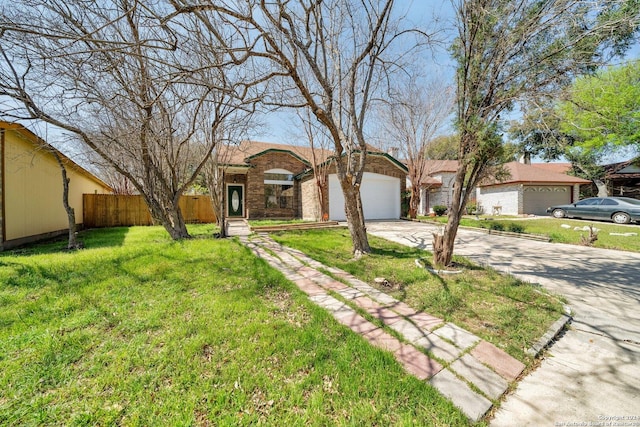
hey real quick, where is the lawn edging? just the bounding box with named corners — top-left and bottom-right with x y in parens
top-left (250, 221), bottom-right (343, 232)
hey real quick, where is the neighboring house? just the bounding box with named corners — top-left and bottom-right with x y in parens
top-left (219, 141), bottom-right (407, 221)
top-left (1, 122), bottom-right (111, 250)
top-left (416, 160), bottom-right (459, 215)
top-left (476, 161), bottom-right (590, 216)
top-left (581, 158), bottom-right (640, 199)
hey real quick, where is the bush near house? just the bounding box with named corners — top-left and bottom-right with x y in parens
top-left (433, 205), bottom-right (447, 216)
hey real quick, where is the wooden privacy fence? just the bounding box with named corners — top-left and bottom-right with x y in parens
top-left (83, 194), bottom-right (216, 228)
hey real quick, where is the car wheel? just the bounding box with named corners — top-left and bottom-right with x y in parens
top-left (612, 212), bottom-right (631, 224)
top-left (552, 209), bottom-right (566, 218)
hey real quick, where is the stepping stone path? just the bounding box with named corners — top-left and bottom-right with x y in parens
top-left (241, 234), bottom-right (525, 422)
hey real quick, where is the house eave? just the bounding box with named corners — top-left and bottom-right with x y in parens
top-left (245, 148), bottom-right (311, 168)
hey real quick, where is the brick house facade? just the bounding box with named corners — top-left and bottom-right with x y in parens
top-left (220, 141), bottom-right (407, 221)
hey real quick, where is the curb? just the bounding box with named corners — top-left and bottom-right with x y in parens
top-left (402, 218), bottom-right (551, 242)
top-left (526, 306), bottom-right (573, 357)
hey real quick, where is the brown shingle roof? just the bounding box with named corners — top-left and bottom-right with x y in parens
top-left (424, 160), bottom-right (459, 174)
top-left (219, 140), bottom-right (325, 166)
top-left (220, 140), bottom-right (386, 167)
top-left (530, 162), bottom-right (573, 175)
top-left (481, 161), bottom-right (590, 186)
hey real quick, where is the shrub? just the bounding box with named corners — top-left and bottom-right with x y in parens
top-left (507, 223), bottom-right (525, 233)
top-left (465, 203), bottom-right (477, 215)
top-left (489, 222), bottom-right (504, 231)
top-left (433, 205), bottom-right (447, 216)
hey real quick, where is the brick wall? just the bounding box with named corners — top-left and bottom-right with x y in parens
top-left (245, 152), bottom-right (308, 219)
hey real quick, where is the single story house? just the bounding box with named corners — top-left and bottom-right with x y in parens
top-left (475, 161), bottom-right (590, 216)
top-left (1, 122), bottom-right (111, 250)
top-left (415, 160), bottom-right (459, 216)
top-left (219, 141), bottom-right (407, 221)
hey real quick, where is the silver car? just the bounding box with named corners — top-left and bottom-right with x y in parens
top-left (547, 197), bottom-right (640, 224)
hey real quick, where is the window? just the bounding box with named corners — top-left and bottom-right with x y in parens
top-left (576, 198), bottom-right (602, 206)
top-left (265, 169), bottom-right (294, 209)
top-left (601, 199), bottom-right (618, 206)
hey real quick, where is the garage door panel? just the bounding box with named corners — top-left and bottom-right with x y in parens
top-left (329, 173), bottom-right (400, 220)
top-left (523, 186), bottom-right (571, 215)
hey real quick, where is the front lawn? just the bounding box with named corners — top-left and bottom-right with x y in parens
top-left (1, 225), bottom-right (469, 426)
top-left (419, 216), bottom-right (640, 252)
top-left (270, 229), bottom-right (566, 364)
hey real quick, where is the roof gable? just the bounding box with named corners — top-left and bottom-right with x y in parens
top-left (221, 140), bottom-right (407, 173)
top-left (220, 140), bottom-right (332, 166)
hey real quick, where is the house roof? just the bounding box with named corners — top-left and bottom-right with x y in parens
top-left (530, 162), bottom-right (573, 175)
top-left (481, 161), bottom-right (590, 186)
top-left (424, 160), bottom-right (459, 174)
top-left (0, 121), bottom-right (112, 191)
top-left (421, 176), bottom-right (443, 187)
top-left (221, 140), bottom-right (407, 173)
top-left (602, 158), bottom-right (640, 179)
top-left (220, 140), bottom-right (332, 167)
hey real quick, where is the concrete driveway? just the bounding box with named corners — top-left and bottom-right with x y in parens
top-left (365, 220), bottom-right (640, 426)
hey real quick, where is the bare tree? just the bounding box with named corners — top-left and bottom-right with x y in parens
top-left (51, 151), bottom-right (82, 250)
top-left (433, 0), bottom-right (640, 266)
top-left (0, 0), bottom-right (258, 239)
top-left (168, 0), bottom-right (422, 257)
top-left (294, 109), bottom-right (332, 221)
top-left (379, 77), bottom-right (453, 218)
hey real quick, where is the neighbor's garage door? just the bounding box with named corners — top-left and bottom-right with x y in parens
top-left (523, 186), bottom-right (572, 216)
top-left (328, 172), bottom-right (400, 221)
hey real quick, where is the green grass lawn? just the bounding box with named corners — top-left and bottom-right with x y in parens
top-left (1, 225), bottom-right (471, 426)
top-left (418, 216), bottom-right (640, 252)
top-left (269, 229), bottom-right (565, 365)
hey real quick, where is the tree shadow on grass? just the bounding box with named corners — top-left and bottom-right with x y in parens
top-left (1, 227), bottom-right (130, 256)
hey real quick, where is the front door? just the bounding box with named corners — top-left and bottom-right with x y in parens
top-left (227, 184), bottom-right (244, 217)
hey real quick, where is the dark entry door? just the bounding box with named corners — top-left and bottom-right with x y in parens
top-left (227, 185), bottom-right (244, 217)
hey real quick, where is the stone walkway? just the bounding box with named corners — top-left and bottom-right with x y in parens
top-left (240, 233), bottom-right (525, 422)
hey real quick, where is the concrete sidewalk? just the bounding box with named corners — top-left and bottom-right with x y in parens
top-left (241, 233), bottom-right (526, 422)
top-left (365, 220), bottom-right (640, 426)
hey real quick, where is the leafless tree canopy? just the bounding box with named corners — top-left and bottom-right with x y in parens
top-left (379, 77), bottom-right (453, 218)
top-left (0, 0), bottom-right (259, 239)
top-left (167, 0), bottom-right (423, 255)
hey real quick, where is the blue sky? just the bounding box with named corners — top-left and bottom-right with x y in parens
top-left (14, 0), bottom-right (640, 165)
top-left (250, 0), bottom-right (639, 164)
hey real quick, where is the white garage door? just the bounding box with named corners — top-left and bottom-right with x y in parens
top-left (523, 186), bottom-right (572, 216)
top-left (328, 173), bottom-right (400, 221)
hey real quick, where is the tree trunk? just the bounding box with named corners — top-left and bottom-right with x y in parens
top-left (144, 195), bottom-right (191, 240)
top-left (340, 178), bottom-right (371, 258)
top-left (315, 175), bottom-right (328, 221)
top-left (432, 162), bottom-right (468, 267)
top-left (53, 152), bottom-right (81, 250)
top-left (409, 185), bottom-right (421, 219)
top-left (594, 179), bottom-right (609, 197)
top-left (212, 184), bottom-right (227, 238)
